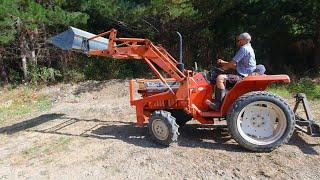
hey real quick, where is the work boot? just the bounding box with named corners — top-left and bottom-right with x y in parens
top-left (205, 87), bottom-right (226, 110)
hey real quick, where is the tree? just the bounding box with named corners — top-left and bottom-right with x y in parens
top-left (0, 46), bottom-right (9, 84)
top-left (1, 0), bottom-right (319, 84)
top-left (0, 0), bottom-right (88, 82)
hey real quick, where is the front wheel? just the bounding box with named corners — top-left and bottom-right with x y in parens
top-left (148, 110), bottom-right (179, 146)
top-left (227, 91), bottom-right (295, 152)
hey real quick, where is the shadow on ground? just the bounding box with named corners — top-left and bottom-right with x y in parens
top-left (0, 113), bottom-right (64, 134)
top-left (1, 113), bottom-right (319, 154)
top-left (288, 132), bottom-right (319, 155)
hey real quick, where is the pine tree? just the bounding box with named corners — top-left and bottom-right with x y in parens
top-left (0, 0), bottom-right (89, 82)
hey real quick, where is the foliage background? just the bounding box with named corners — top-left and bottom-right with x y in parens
top-left (0, 0), bottom-right (320, 85)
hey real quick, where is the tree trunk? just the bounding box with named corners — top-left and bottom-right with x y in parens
top-left (20, 34), bottom-right (28, 81)
top-left (0, 54), bottom-right (9, 85)
top-left (21, 54), bottom-right (28, 81)
top-left (17, 18), bottom-right (29, 81)
top-left (44, 26), bottom-right (52, 67)
top-left (29, 29), bottom-right (38, 65)
top-left (31, 50), bottom-right (36, 64)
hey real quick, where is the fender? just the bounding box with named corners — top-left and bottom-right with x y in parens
top-left (220, 74), bottom-right (290, 115)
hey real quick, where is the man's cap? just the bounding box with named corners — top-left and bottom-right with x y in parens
top-left (239, 32), bottom-right (251, 41)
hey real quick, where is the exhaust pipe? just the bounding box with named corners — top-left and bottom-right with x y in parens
top-left (49, 27), bottom-right (110, 52)
top-left (176, 32), bottom-right (184, 72)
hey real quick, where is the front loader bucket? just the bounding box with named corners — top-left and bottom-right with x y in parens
top-left (49, 27), bottom-right (109, 52)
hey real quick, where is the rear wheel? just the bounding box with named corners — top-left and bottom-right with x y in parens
top-left (227, 91), bottom-right (295, 152)
top-left (148, 110), bottom-right (179, 146)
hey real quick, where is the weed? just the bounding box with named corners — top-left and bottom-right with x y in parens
top-left (21, 137), bottom-right (72, 160)
top-left (43, 158), bottom-right (54, 164)
top-left (22, 146), bottom-right (41, 156)
top-left (0, 86), bottom-right (52, 123)
top-left (29, 63), bottom-right (62, 84)
top-left (268, 78), bottom-right (320, 100)
top-left (267, 84), bottom-right (291, 97)
top-left (288, 78), bottom-right (320, 100)
top-left (43, 137), bottom-right (72, 153)
top-left (63, 69), bottom-right (85, 83)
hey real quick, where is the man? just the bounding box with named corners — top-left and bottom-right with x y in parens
top-left (206, 32), bottom-right (256, 110)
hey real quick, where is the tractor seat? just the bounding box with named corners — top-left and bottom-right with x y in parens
top-left (225, 65), bottom-right (267, 90)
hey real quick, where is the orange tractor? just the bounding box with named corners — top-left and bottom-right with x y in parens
top-left (51, 27), bottom-right (319, 152)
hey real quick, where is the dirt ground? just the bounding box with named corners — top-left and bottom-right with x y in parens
top-left (0, 80), bottom-right (319, 179)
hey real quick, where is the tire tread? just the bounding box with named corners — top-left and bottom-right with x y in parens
top-left (148, 110), bottom-right (179, 146)
top-left (227, 91), bottom-right (295, 152)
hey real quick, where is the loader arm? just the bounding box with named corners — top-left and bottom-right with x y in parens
top-left (87, 29), bottom-right (186, 83)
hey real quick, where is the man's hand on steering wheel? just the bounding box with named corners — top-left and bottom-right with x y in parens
top-left (216, 59), bottom-right (228, 70)
top-left (217, 59), bottom-right (224, 65)
top-left (216, 59), bottom-right (236, 71)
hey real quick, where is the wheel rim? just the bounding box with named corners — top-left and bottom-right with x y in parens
top-left (152, 119), bottom-right (169, 140)
top-left (236, 101), bottom-right (287, 145)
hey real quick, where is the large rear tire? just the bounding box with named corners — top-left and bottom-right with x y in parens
top-left (148, 110), bottom-right (179, 146)
top-left (227, 91), bottom-right (295, 152)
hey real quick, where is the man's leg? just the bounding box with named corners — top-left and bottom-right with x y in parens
top-left (216, 74), bottom-right (227, 89)
top-left (206, 74), bottom-right (227, 110)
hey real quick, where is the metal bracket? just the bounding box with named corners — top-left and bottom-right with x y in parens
top-left (81, 37), bottom-right (90, 53)
top-left (294, 93), bottom-right (320, 137)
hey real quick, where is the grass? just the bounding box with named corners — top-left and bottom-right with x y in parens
top-left (0, 86), bottom-right (52, 123)
top-left (267, 84), bottom-right (291, 98)
top-left (267, 78), bottom-right (320, 101)
top-left (43, 136), bottom-right (72, 153)
top-left (22, 146), bottom-right (41, 156)
top-left (288, 78), bottom-right (320, 100)
top-left (22, 137), bottom-right (72, 159)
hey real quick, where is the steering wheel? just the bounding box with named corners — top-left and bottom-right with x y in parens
top-left (212, 67), bottom-right (225, 74)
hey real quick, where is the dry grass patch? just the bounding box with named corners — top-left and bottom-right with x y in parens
top-left (21, 136), bottom-right (72, 160)
top-left (0, 86), bottom-right (52, 123)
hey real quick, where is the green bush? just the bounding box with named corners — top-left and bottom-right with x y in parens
top-left (84, 57), bottom-right (112, 80)
top-left (288, 78), bottom-right (320, 100)
top-left (62, 69), bottom-right (85, 83)
top-left (29, 64), bottom-right (62, 84)
top-left (268, 78), bottom-right (320, 100)
top-left (7, 69), bottom-right (23, 84)
top-left (83, 57), bottom-right (150, 80)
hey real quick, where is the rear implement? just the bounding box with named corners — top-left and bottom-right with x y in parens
top-left (293, 93), bottom-right (320, 137)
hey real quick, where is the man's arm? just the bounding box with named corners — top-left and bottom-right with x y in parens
top-left (216, 46), bottom-right (246, 70)
top-left (217, 59), bottom-right (236, 70)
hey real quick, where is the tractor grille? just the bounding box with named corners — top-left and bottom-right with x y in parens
top-left (148, 99), bottom-right (176, 108)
